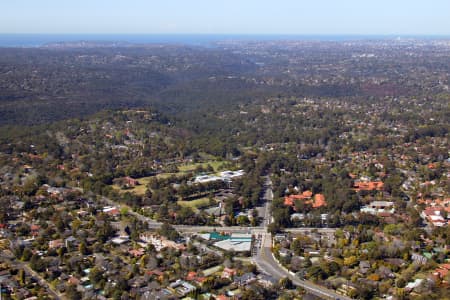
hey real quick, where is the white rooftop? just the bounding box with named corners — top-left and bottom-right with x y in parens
top-left (214, 239), bottom-right (251, 252)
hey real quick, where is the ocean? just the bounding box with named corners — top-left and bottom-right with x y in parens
top-left (1, 34), bottom-right (446, 48)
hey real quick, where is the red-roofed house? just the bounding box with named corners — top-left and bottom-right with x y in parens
top-left (68, 276), bottom-right (80, 285)
top-left (221, 268), bottom-right (237, 279)
top-left (146, 269), bottom-right (165, 281)
top-left (113, 176), bottom-right (139, 188)
top-left (129, 248), bottom-right (144, 257)
top-left (103, 206), bottom-right (120, 216)
top-left (433, 264), bottom-right (450, 282)
top-left (146, 269), bottom-right (164, 276)
top-left (313, 194), bottom-right (326, 208)
top-left (194, 276), bottom-right (207, 286)
top-left (421, 207), bottom-right (448, 227)
top-left (49, 239), bottom-right (63, 249)
top-left (186, 271), bottom-right (197, 281)
top-left (30, 225), bottom-right (40, 236)
top-left (284, 191), bottom-right (326, 210)
top-left (353, 181), bottom-right (384, 191)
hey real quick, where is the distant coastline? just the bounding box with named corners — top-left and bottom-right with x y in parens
top-left (1, 33), bottom-right (449, 48)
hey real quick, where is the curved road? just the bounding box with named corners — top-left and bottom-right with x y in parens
top-left (254, 232), bottom-right (351, 300)
top-left (253, 176), bottom-right (352, 300)
top-left (101, 183), bottom-right (348, 299)
top-left (0, 252), bottom-right (62, 299)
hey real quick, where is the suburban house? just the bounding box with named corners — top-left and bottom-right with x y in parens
top-left (234, 272), bottom-right (257, 286)
top-left (221, 268), bottom-right (237, 279)
top-left (284, 191), bottom-right (327, 209)
top-left (113, 176), bottom-right (139, 188)
top-left (360, 201), bottom-right (395, 215)
top-left (411, 253), bottom-right (428, 265)
top-left (102, 206), bottom-right (120, 216)
top-left (139, 233), bottom-right (185, 251)
top-left (353, 181), bottom-right (384, 191)
top-left (421, 207), bottom-right (449, 227)
top-left (432, 264), bottom-right (450, 283)
top-left (48, 239), bottom-right (64, 249)
top-left (168, 279), bottom-right (196, 297)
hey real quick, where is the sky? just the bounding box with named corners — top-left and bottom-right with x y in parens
top-left (1, 0), bottom-right (450, 35)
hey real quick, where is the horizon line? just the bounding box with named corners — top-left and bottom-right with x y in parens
top-left (1, 33), bottom-right (450, 37)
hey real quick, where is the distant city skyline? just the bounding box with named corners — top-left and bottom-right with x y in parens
top-left (2, 0), bottom-right (450, 35)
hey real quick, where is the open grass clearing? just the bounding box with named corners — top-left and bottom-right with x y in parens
top-left (111, 176), bottom-right (154, 195)
top-left (177, 160), bottom-right (225, 173)
top-left (177, 197), bottom-right (211, 210)
top-left (202, 265), bottom-right (223, 276)
top-left (155, 160), bottom-right (226, 179)
top-left (110, 159), bottom-right (238, 196)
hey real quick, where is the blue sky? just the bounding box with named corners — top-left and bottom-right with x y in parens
top-left (1, 0), bottom-right (450, 35)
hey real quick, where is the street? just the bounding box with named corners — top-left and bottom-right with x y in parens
top-left (100, 180), bottom-right (346, 299)
top-left (0, 251), bottom-right (62, 299)
top-left (252, 176), bottom-right (351, 300)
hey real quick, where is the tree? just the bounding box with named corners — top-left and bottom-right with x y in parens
top-left (57, 246), bottom-right (67, 258)
top-left (343, 255), bottom-right (358, 267)
top-left (21, 247), bottom-right (33, 261)
top-left (307, 265), bottom-right (326, 281)
top-left (278, 277), bottom-right (294, 289)
top-left (71, 218), bottom-right (82, 234)
top-left (66, 284), bottom-right (82, 300)
top-left (96, 221), bottom-right (116, 242)
top-left (89, 266), bottom-right (104, 286)
top-left (396, 277), bottom-right (406, 288)
top-left (79, 241), bottom-right (90, 255)
top-left (18, 269), bottom-right (25, 285)
top-left (30, 254), bottom-right (46, 272)
top-left (236, 215), bottom-right (250, 226)
top-left (241, 289), bottom-right (265, 300)
top-left (267, 222), bottom-right (281, 235)
top-left (22, 174), bottom-right (41, 196)
top-left (116, 277), bottom-right (130, 292)
top-left (157, 222), bottom-right (180, 241)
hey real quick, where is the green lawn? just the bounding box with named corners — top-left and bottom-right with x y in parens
top-left (111, 176), bottom-right (154, 195)
top-left (177, 197), bottom-right (211, 210)
top-left (202, 265), bottom-right (223, 276)
top-left (110, 159), bottom-right (237, 196)
top-left (155, 172), bottom-right (175, 179)
top-left (155, 160), bottom-right (226, 179)
top-left (177, 160), bottom-right (224, 172)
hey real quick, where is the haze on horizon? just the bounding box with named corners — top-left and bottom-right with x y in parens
top-left (1, 0), bottom-right (450, 36)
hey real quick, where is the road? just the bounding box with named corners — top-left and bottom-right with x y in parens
top-left (101, 197), bottom-right (162, 228)
top-left (252, 177), bottom-right (351, 300)
top-left (101, 196), bottom-right (336, 234)
top-left (101, 184), bottom-right (346, 299)
top-left (1, 182), bottom-right (343, 300)
top-left (0, 180), bottom-right (341, 300)
top-left (0, 251), bottom-right (62, 299)
top-left (254, 233), bottom-right (352, 300)
top-left (262, 175), bottom-right (273, 226)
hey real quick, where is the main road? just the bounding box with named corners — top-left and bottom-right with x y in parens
top-left (101, 179), bottom-right (348, 299)
top-left (254, 231), bottom-right (351, 300)
top-left (102, 196), bottom-right (335, 234)
top-left (252, 176), bottom-right (352, 300)
top-left (0, 251), bottom-right (62, 299)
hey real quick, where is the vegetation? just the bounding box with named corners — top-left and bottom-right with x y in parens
top-left (0, 39), bottom-right (449, 299)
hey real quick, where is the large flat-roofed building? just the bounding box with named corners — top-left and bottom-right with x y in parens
top-left (361, 201), bottom-right (395, 215)
top-left (213, 233), bottom-right (252, 252)
top-left (194, 170), bottom-right (245, 183)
